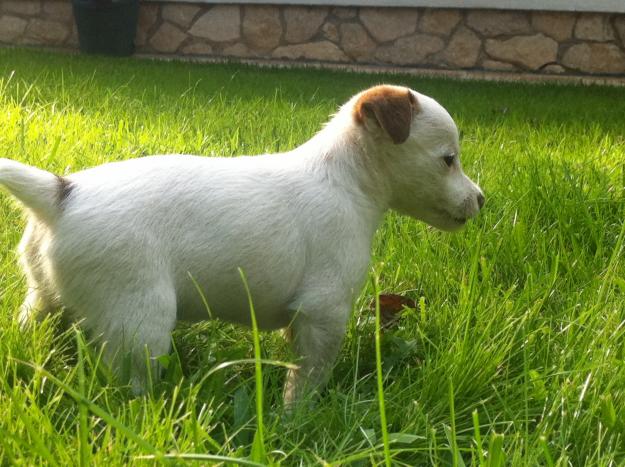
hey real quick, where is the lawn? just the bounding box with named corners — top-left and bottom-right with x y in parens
top-left (0, 48), bottom-right (624, 465)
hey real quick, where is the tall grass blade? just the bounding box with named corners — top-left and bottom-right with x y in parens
top-left (372, 273), bottom-right (392, 467)
top-left (487, 432), bottom-right (505, 467)
top-left (447, 379), bottom-right (463, 467)
top-left (238, 268), bottom-right (268, 464)
top-left (75, 328), bottom-right (91, 467)
top-left (472, 410), bottom-right (485, 465)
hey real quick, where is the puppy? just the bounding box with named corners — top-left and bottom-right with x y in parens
top-left (0, 85), bottom-right (484, 404)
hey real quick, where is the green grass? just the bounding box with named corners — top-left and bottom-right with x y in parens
top-left (1, 47), bottom-right (624, 465)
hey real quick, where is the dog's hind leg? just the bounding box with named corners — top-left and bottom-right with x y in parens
top-left (17, 218), bottom-right (60, 327)
top-left (18, 287), bottom-right (55, 327)
top-left (83, 282), bottom-right (178, 395)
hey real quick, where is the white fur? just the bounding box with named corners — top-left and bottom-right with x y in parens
top-left (0, 86), bottom-right (483, 403)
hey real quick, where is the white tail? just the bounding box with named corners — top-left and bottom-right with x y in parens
top-left (0, 158), bottom-right (63, 224)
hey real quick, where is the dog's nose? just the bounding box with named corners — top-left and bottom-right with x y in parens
top-left (477, 192), bottom-right (485, 210)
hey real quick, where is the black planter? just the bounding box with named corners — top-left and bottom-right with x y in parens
top-left (72, 0), bottom-right (139, 57)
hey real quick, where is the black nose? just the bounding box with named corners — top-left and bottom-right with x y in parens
top-left (477, 193), bottom-right (485, 209)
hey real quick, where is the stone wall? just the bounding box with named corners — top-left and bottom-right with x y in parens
top-left (2, 0), bottom-right (625, 75)
top-left (0, 1), bottom-right (76, 47)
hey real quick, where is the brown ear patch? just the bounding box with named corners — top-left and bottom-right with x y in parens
top-left (353, 85), bottom-right (419, 144)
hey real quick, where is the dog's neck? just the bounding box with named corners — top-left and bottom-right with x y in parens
top-left (294, 102), bottom-right (394, 220)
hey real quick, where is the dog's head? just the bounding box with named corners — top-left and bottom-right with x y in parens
top-left (353, 85), bottom-right (484, 231)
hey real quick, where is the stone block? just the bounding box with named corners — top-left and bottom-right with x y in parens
top-left (531, 11), bottom-right (575, 42)
top-left (562, 43), bottom-right (625, 74)
top-left (482, 59), bottom-right (516, 71)
top-left (0, 15), bottom-right (27, 42)
top-left (150, 22), bottom-right (187, 53)
top-left (321, 22), bottom-right (339, 42)
top-left (615, 16), bottom-right (625, 47)
top-left (189, 6), bottom-right (240, 42)
top-left (162, 4), bottom-right (201, 29)
top-left (360, 8), bottom-right (418, 43)
top-left (340, 22), bottom-right (375, 62)
top-left (273, 41), bottom-right (348, 62)
top-left (332, 7), bottom-right (356, 19)
top-left (284, 6), bottom-right (327, 44)
top-left (242, 5), bottom-right (282, 51)
top-left (136, 4), bottom-right (159, 47)
top-left (23, 18), bottom-right (68, 45)
top-left (3, 1), bottom-right (41, 16)
top-left (574, 14), bottom-right (614, 41)
top-left (466, 10), bottom-right (531, 36)
top-left (485, 34), bottom-right (558, 70)
top-left (420, 9), bottom-right (461, 36)
top-left (375, 34), bottom-right (444, 65)
top-left (181, 41), bottom-right (213, 55)
top-left (443, 26), bottom-right (481, 68)
top-left (43, 1), bottom-right (72, 22)
top-left (223, 42), bottom-right (254, 58)
top-left (543, 64), bottom-right (566, 74)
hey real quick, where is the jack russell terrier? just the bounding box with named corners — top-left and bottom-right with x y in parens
top-left (0, 85), bottom-right (484, 404)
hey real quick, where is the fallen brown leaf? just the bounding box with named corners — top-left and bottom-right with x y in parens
top-left (370, 293), bottom-right (417, 329)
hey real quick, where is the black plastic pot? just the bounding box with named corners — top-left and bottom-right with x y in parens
top-left (72, 0), bottom-right (139, 56)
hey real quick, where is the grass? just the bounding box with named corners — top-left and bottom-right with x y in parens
top-left (0, 47), bottom-right (624, 465)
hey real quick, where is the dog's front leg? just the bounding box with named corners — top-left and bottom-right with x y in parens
top-left (283, 307), bottom-right (349, 407)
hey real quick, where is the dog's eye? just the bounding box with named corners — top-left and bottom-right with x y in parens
top-left (443, 154), bottom-right (455, 167)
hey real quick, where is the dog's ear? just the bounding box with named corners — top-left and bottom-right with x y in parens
top-left (354, 86), bottom-right (419, 144)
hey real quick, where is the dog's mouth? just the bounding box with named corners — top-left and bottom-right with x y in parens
top-left (425, 208), bottom-right (470, 232)
top-left (438, 208), bottom-right (467, 225)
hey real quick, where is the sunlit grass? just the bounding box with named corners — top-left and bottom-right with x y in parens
top-left (0, 48), bottom-right (624, 465)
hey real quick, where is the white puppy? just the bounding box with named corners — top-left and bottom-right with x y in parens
top-left (0, 85), bottom-right (483, 403)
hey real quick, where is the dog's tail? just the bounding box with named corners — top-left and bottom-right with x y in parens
top-left (0, 158), bottom-right (66, 224)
